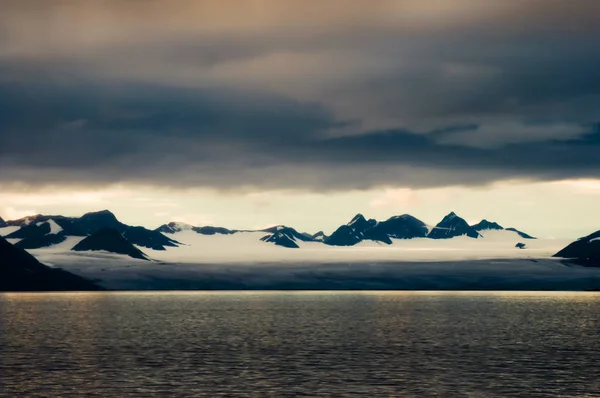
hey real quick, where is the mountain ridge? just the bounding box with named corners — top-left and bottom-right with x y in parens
top-left (1, 210), bottom-right (539, 250)
top-left (553, 230), bottom-right (600, 267)
top-left (1, 210), bottom-right (178, 251)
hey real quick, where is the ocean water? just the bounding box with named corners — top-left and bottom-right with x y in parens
top-left (1, 292), bottom-right (599, 397)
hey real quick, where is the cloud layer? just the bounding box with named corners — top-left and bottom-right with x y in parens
top-left (1, 0), bottom-right (599, 191)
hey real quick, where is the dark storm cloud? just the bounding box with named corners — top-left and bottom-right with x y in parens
top-left (1, 0), bottom-right (599, 190)
top-left (1, 81), bottom-right (599, 190)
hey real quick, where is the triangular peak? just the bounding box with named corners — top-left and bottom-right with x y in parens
top-left (441, 211), bottom-right (459, 222)
top-left (349, 213), bottom-right (367, 225)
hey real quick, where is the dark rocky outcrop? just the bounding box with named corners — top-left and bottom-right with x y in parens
top-left (122, 226), bottom-right (176, 251)
top-left (15, 234), bottom-right (67, 250)
top-left (506, 228), bottom-right (536, 240)
top-left (156, 222), bottom-right (193, 234)
top-left (193, 226), bottom-right (235, 235)
top-left (0, 236), bottom-right (101, 291)
top-left (553, 230), bottom-right (600, 267)
top-left (72, 228), bottom-right (149, 260)
top-left (312, 231), bottom-right (328, 241)
top-left (0, 216), bottom-right (5, 227)
top-left (325, 213), bottom-right (429, 246)
top-left (157, 222), bottom-right (235, 236)
top-left (516, 242), bottom-right (526, 249)
top-left (470, 219), bottom-right (536, 239)
top-left (472, 219), bottom-right (504, 231)
top-left (6, 221), bottom-right (53, 239)
top-left (428, 212), bottom-right (480, 239)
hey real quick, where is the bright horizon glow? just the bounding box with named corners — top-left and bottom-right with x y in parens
top-left (1, 178), bottom-right (599, 240)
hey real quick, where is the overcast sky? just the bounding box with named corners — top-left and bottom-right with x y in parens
top-left (1, 0), bottom-right (599, 238)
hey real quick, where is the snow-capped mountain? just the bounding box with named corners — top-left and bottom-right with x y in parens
top-left (260, 226), bottom-right (315, 249)
top-left (0, 209), bottom-right (547, 263)
top-left (428, 212), bottom-right (480, 239)
top-left (1, 210), bottom-right (178, 251)
top-left (553, 229), bottom-right (600, 266)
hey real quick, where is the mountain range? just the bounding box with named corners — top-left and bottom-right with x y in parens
top-left (1, 208), bottom-right (597, 268)
top-left (1, 208), bottom-right (600, 291)
top-left (1, 209), bottom-right (538, 255)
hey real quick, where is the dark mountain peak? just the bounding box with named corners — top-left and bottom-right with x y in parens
top-left (348, 214), bottom-right (377, 230)
top-left (80, 209), bottom-right (118, 221)
top-left (0, 236), bottom-right (101, 291)
top-left (428, 212), bottom-right (480, 239)
top-left (72, 227), bottom-right (148, 260)
top-left (0, 216), bottom-right (5, 227)
top-left (350, 213), bottom-right (366, 224)
top-left (375, 214), bottom-right (428, 240)
top-left (75, 209), bottom-right (122, 235)
top-left (472, 219), bottom-right (504, 231)
top-left (260, 226), bottom-right (314, 248)
top-left (87, 209), bottom-right (114, 216)
top-left (325, 214), bottom-right (385, 247)
top-left (442, 212), bottom-right (459, 221)
top-left (554, 229), bottom-right (600, 266)
top-left (261, 232), bottom-right (300, 249)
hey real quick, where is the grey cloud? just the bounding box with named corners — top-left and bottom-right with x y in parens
top-left (0, 82), bottom-right (599, 191)
top-left (1, 1), bottom-right (600, 190)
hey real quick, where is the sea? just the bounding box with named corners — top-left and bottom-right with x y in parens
top-left (1, 292), bottom-right (599, 397)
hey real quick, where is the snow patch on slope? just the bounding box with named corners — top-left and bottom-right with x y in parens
top-left (47, 219), bottom-right (63, 235)
top-left (0, 226), bottom-right (20, 237)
